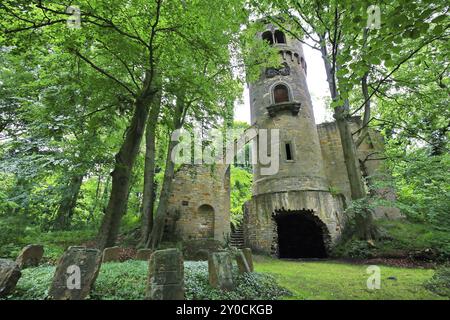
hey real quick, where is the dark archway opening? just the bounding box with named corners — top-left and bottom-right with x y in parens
top-left (262, 31), bottom-right (274, 45)
top-left (273, 211), bottom-right (328, 259)
top-left (274, 30), bottom-right (286, 44)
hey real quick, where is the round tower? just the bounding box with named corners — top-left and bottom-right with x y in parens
top-left (249, 24), bottom-right (328, 195)
top-left (244, 22), bottom-right (345, 258)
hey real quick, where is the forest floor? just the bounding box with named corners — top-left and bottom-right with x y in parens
top-left (253, 255), bottom-right (446, 300)
top-left (7, 256), bottom-right (445, 300)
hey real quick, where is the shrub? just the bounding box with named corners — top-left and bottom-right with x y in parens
top-left (184, 261), bottom-right (290, 300)
top-left (332, 240), bottom-right (375, 259)
top-left (0, 215), bottom-right (28, 258)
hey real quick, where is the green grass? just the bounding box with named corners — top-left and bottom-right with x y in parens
top-left (253, 255), bottom-right (446, 300)
top-left (375, 219), bottom-right (450, 257)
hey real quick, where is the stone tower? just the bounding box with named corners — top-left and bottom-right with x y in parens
top-left (244, 22), bottom-right (346, 258)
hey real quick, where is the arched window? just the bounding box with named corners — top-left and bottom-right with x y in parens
top-left (262, 31), bottom-right (274, 45)
top-left (274, 30), bottom-right (286, 44)
top-left (294, 53), bottom-right (300, 64)
top-left (273, 84), bottom-right (290, 104)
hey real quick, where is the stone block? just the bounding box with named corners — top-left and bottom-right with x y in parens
top-left (16, 244), bottom-right (44, 268)
top-left (242, 248), bottom-right (254, 272)
top-left (136, 249), bottom-right (153, 261)
top-left (102, 246), bottom-right (121, 263)
top-left (182, 239), bottom-right (222, 261)
top-left (208, 252), bottom-right (234, 291)
top-left (146, 248), bottom-right (184, 300)
top-left (0, 259), bottom-right (21, 298)
top-left (48, 246), bottom-right (102, 300)
top-left (235, 248), bottom-right (254, 273)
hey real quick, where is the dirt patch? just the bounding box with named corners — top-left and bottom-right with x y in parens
top-left (338, 257), bottom-right (437, 269)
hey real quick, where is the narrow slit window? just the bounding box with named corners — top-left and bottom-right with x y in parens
top-left (285, 142), bottom-right (293, 161)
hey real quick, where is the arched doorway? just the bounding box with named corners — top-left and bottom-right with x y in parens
top-left (273, 210), bottom-right (329, 259)
top-left (198, 204), bottom-right (215, 239)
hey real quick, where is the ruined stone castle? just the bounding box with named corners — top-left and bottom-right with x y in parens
top-left (163, 23), bottom-right (400, 259)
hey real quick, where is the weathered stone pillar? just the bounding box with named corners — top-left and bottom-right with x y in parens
top-left (235, 248), bottom-right (254, 273)
top-left (0, 259), bottom-right (21, 298)
top-left (208, 252), bottom-right (234, 290)
top-left (136, 248), bottom-right (153, 261)
top-left (16, 244), bottom-right (44, 268)
top-left (242, 248), bottom-right (254, 272)
top-left (146, 248), bottom-right (185, 300)
top-left (236, 251), bottom-right (250, 273)
top-left (48, 246), bottom-right (102, 300)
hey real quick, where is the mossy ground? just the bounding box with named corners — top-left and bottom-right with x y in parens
top-left (253, 255), bottom-right (446, 300)
top-left (6, 256), bottom-right (446, 300)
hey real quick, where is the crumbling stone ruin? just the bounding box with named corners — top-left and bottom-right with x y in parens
top-left (162, 22), bottom-right (401, 259)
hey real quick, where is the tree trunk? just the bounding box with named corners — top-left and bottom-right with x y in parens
top-left (96, 90), bottom-right (155, 249)
top-left (146, 96), bottom-right (185, 250)
top-left (139, 93), bottom-right (162, 246)
top-left (319, 38), bottom-right (376, 239)
top-left (334, 103), bottom-right (366, 200)
top-left (53, 174), bottom-right (84, 230)
top-left (88, 175), bottom-right (102, 221)
top-left (319, 40), bottom-right (366, 200)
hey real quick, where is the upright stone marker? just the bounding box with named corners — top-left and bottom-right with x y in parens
top-left (235, 250), bottom-right (251, 274)
top-left (16, 244), bottom-right (44, 269)
top-left (48, 246), bottom-right (102, 300)
top-left (136, 249), bottom-right (153, 261)
top-left (208, 252), bottom-right (234, 291)
top-left (102, 246), bottom-right (121, 263)
top-left (0, 259), bottom-right (21, 298)
top-left (242, 248), bottom-right (254, 272)
top-left (146, 248), bottom-right (185, 300)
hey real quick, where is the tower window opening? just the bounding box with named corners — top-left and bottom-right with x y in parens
top-left (273, 84), bottom-right (290, 104)
top-left (294, 53), bottom-right (300, 64)
top-left (262, 31), bottom-right (274, 45)
top-left (285, 142), bottom-right (293, 161)
top-left (274, 30), bottom-right (286, 44)
top-left (286, 51), bottom-right (293, 61)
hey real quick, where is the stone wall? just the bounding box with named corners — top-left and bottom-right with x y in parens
top-left (244, 190), bottom-right (346, 255)
top-left (165, 164), bottom-right (231, 243)
top-left (317, 117), bottom-right (402, 219)
top-left (243, 24), bottom-right (347, 256)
